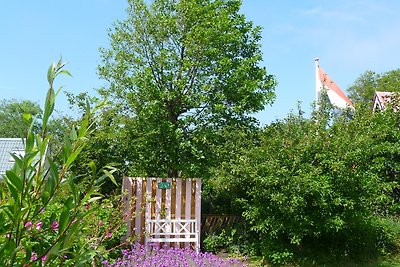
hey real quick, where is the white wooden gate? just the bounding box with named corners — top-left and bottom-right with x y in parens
top-left (122, 177), bottom-right (201, 252)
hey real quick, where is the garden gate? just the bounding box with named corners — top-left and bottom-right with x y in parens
top-left (122, 177), bottom-right (201, 252)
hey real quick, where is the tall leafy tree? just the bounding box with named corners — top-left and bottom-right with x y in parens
top-left (348, 69), bottom-right (400, 106)
top-left (0, 99), bottom-right (42, 138)
top-left (98, 0), bottom-right (276, 177)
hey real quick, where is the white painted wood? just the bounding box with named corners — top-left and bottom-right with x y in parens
top-left (155, 178), bottom-right (162, 220)
top-left (165, 178), bottom-right (172, 239)
top-left (127, 177), bottom-right (133, 237)
top-left (135, 177), bottom-right (143, 237)
top-left (122, 177), bottom-right (131, 238)
top-left (144, 177), bottom-right (153, 244)
top-left (195, 178), bottom-right (201, 252)
top-left (175, 178), bottom-right (182, 248)
top-left (155, 178), bottom-right (162, 239)
top-left (146, 219), bottom-right (198, 246)
top-left (185, 179), bottom-right (192, 248)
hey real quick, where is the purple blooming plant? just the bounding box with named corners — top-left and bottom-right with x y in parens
top-left (102, 243), bottom-right (248, 267)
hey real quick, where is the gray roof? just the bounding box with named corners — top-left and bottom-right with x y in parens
top-left (0, 138), bottom-right (25, 176)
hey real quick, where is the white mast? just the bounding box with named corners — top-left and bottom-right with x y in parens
top-left (315, 57), bottom-right (320, 105)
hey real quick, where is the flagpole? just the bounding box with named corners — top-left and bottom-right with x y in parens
top-left (315, 57), bottom-right (320, 106)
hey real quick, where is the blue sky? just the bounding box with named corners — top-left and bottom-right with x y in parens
top-left (1, 0), bottom-right (400, 125)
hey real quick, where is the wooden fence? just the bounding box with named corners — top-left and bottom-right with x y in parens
top-left (122, 177), bottom-right (201, 251)
top-left (201, 215), bottom-right (243, 236)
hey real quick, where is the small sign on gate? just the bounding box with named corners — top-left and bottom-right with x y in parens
top-left (158, 182), bottom-right (171, 189)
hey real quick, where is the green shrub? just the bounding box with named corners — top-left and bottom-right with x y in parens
top-left (203, 228), bottom-right (237, 254)
top-left (0, 59), bottom-right (117, 266)
top-left (211, 106), bottom-right (400, 265)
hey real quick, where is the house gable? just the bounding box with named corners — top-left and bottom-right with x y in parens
top-left (372, 91), bottom-right (395, 112)
top-left (0, 138), bottom-right (25, 176)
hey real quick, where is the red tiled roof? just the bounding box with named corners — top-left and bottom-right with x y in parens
top-left (373, 91), bottom-right (394, 112)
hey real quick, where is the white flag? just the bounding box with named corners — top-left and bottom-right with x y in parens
top-left (315, 59), bottom-right (354, 109)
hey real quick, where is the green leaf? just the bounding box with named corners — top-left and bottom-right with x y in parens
top-left (59, 209), bottom-right (70, 234)
top-left (61, 219), bottom-right (80, 250)
top-left (65, 147), bottom-right (84, 168)
top-left (41, 191), bottom-right (50, 206)
top-left (42, 87), bottom-right (55, 129)
top-left (22, 112), bottom-right (32, 123)
top-left (65, 196), bottom-right (74, 210)
top-left (5, 170), bottom-right (22, 192)
top-left (44, 173), bottom-right (55, 197)
top-left (49, 211), bottom-right (56, 224)
top-left (78, 117), bottom-right (89, 138)
top-left (86, 196), bottom-right (102, 203)
top-left (7, 183), bottom-right (20, 204)
top-left (68, 176), bottom-right (78, 203)
top-left (69, 127), bottom-right (77, 141)
top-left (9, 153), bottom-right (22, 169)
top-left (103, 168), bottom-right (118, 186)
top-left (1, 240), bottom-right (17, 257)
top-left (58, 69), bottom-right (72, 77)
top-left (47, 62), bottom-right (56, 85)
top-left (25, 130), bottom-right (34, 153)
top-left (45, 158), bottom-right (59, 195)
top-left (45, 242), bottom-right (61, 261)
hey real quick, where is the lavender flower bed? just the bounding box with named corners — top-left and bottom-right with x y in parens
top-left (102, 243), bottom-right (247, 267)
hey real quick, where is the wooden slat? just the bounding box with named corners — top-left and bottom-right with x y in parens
top-left (195, 178), bottom-right (201, 252)
top-left (155, 177), bottom-right (162, 240)
top-left (144, 177), bottom-right (152, 244)
top-left (184, 179), bottom-right (192, 248)
top-left (201, 215), bottom-right (243, 235)
top-left (135, 177), bottom-right (143, 237)
top-left (165, 178), bottom-right (172, 239)
top-left (122, 176), bottom-right (130, 238)
top-left (175, 178), bottom-right (182, 248)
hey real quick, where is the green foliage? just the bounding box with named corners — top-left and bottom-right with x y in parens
top-left (211, 103), bottom-right (400, 264)
top-left (203, 229), bottom-right (236, 253)
top-left (348, 69), bottom-right (400, 106)
top-left (96, 0), bottom-right (276, 178)
top-left (0, 99), bottom-right (42, 138)
top-left (84, 194), bottom-right (129, 263)
top-left (203, 124), bottom-right (262, 215)
top-left (0, 59), bottom-right (117, 266)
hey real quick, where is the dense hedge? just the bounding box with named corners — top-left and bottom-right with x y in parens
top-left (209, 106), bottom-right (400, 264)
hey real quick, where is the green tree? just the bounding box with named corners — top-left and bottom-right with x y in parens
top-left (97, 0), bottom-right (276, 178)
top-left (211, 104), bottom-right (400, 264)
top-left (0, 99), bottom-right (42, 138)
top-left (348, 69), bottom-right (400, 106)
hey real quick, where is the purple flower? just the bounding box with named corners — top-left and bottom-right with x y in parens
top-left (24, 221), bottom-right (33, 231)
top-left (30, 251), bottom-right (38, 261)
top-left (51, 221), bottom-right (59, 231)
top-left (105, 231), bottom-right (112, 238)
top-left (36, 221), bottom-right (43, 230)
top-left (41, 255), bottom-right (47, 261)
top-left (102, 243), bottom-right (247, 267)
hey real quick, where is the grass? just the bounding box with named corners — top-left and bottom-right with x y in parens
top-left (241, 255), bottom-right (400, 267)
top-left (217, 250), bottom-right (400, 267)
top-left (246, 254), bottom-right (400, 267)
top-left (367, 254), bottom-right (400, 267)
